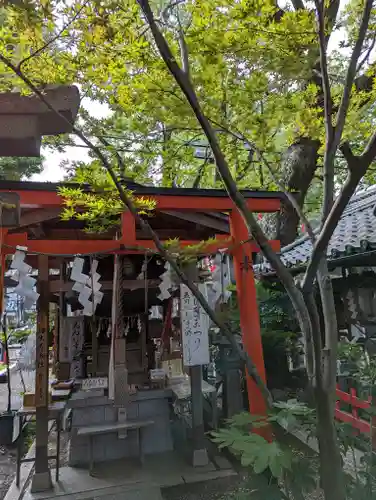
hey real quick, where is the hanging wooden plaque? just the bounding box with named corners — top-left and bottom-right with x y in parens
top-left (35, 255), bottom-right (49, 408)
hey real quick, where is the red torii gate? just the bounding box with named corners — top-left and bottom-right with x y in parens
top-left (0, 182), bottom-right (281, 419)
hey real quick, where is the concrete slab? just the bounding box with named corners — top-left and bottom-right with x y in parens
top-left (93, 487), bottom-right (164, 500)
top-left (182, 469), bottom-right (237, 484)
top-left (210, 456), bottom-right (232, 471)
top-left (161, 474), bottom-right (241, 500)
top-left (17, 451), bottom-right (235, 500)
top-left (143, 452), bottom-right (216, 479)
top-left (30, 472), bottom-right (52, 494)
top-left (23, 466), bottom-right (145, 500)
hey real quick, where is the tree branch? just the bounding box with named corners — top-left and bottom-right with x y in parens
top-left (333, 0), bottom-right (373, 150)
top-left (178, 30), bottom-right (189, 76)
top-left (315, 0), bottom-right (333, 141)
top-left (291, 0), bottom-right (305, 10)
top-left (301, 129), bottom-right (376, 293)
top-left (301, 0), bottom-right (374, 292)
top-left (340, 141), bottom-right (357, 168)
top-left (259, 152), bottom-right (316, 244)
top-left (302, 173), bottom-right (356, 293)
top-left (0, 52), bottom-right (274, 408)
top-left (361, 130), bottom-right (376, 167)
top-left (176, 11), bottom-right (190, 77)
top-left (17, 1), bottom-right (88, 71)
top-left (208, 118), bottom-right (317, 244)
top-left (315, 0), bottom-right (335, 221)
top-left (356, 35), bottom-right (376, 74)
top-left (192, 156), bottom-right (209, 188)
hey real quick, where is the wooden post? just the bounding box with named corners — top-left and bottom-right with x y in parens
top-left (91, 317), bottom-right (98, 376)
top-left (0, 229), bottom-right (7, 317)
top-left (58, 260), bottom-right (70, 380)
top-left (52, 304), bottom-right (58, 376)
top-left (230, 209), bottom-right (267, 418)
top-left (31, 255), bottom-right (52, 492)
top-left (114, 256), bottom-right (129, 407)
top-left (121, 211), bottom-right (136, 245)
top-left (190, 365), bottom-right (208, 466)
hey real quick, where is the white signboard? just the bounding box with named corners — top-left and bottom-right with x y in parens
top-left (180, 284), bottom-right (210, 366)
top-left (81, 377), bottom-right (108, 390)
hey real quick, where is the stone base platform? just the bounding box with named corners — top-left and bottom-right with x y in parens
top-left (17, 452), bottom-right (235, 500)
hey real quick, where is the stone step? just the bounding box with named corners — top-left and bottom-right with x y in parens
top-left (93, 487), bottom-right (163, 500)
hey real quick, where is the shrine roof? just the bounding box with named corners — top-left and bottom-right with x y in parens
top-left (257, 185), bottom-right (376, 275)
top-left (1, 180), bottom-right (282, 263)
top-left (0, 180), bottom-right (285, 200)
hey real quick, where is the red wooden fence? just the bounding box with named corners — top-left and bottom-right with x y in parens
top-left (335, 385), bottom-right (372, 434)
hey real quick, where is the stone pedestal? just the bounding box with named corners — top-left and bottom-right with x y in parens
top-left (31, 471), bottom-right (52, 493)
top-left (67, 389), bottom-right (173, 466)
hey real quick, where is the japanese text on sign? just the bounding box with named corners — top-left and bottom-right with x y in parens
top-left (35, 327), bottom-right (48, 407)
top-left (81, 377), bottom-right (108, 390)
top-left (180, 284), bottom-right (210, 366)
top-left (70, 317), bottom-right (84, 378)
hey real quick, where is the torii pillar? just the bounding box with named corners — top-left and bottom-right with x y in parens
top-left (230, 209), bottom-right (267, 418)
top-left (0, 230), bottom-right (6, 317)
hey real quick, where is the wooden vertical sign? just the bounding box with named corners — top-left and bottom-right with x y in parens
top-left (35, 255), bottom-right (49, 408)
top-left (52, 304), bottom-right (58, 376)
top-left (70, 316), bottom-right (84, 379)
top-left (114, 256), bottom-right (128, 407)
top-left (59, 317), bottom-right (71, 363)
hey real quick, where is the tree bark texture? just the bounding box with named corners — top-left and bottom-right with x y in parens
top-left (316, 384), bottom-right (345, 500)
top-left (276, 137), bottom-right (320, 247)
top-left (305, 287), bottom-right (345, 500)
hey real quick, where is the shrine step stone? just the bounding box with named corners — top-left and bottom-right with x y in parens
top-left (92, 486), bottom-right (164, 500)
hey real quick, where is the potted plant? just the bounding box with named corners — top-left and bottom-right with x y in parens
top-left (0, 313), bottom-right (15, 445)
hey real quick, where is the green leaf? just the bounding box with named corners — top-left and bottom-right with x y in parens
top-left (253, 449), bottom-right (270, 474)
top-left (269, 451), bottom-right (285, 478)
top-left (240, 454), bottom-right (254, 467)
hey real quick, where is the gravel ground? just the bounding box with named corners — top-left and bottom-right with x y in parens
top-left (162, 473), bottom-right (285, 500)
top-left (0, 425), bottom-right (70, 500)
top-left (162, 476), bottom-right (250, 500)
top-left (0, 445), bottom-right (17, 500)
top-left (48, 427), bottom-right (70, 469)
top-left (162, 476), bottom-right (324, 500)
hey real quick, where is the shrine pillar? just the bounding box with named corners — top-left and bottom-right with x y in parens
top-left (0, 229), bottom-right (6, 317)
top-left (230, 209), bottom-right (267, 417)
top-left (31, 255), bottom-right (52, 492)
top-left (58, 261), bottom-right (71, 380)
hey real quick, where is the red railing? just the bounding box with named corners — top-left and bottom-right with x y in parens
top-left (335, 385), bottom-right (372, 434)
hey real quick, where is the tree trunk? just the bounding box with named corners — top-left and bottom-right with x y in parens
top-left (2, 314), bottom-right (11, 414)
top-left (305, 277), bottom-right (345, 500)
top-left (316, 384), bottom-right (345, 500)
top-left (277, 137), bottom-right (320, 246)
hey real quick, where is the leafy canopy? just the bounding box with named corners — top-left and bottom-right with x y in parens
top-left (0, 0), bottom-right (375, 223)
top-left (0, 156), bottom-right (43, 180)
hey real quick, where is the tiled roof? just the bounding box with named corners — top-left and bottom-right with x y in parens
top-left (260, 185), bottom-right (376, 271)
